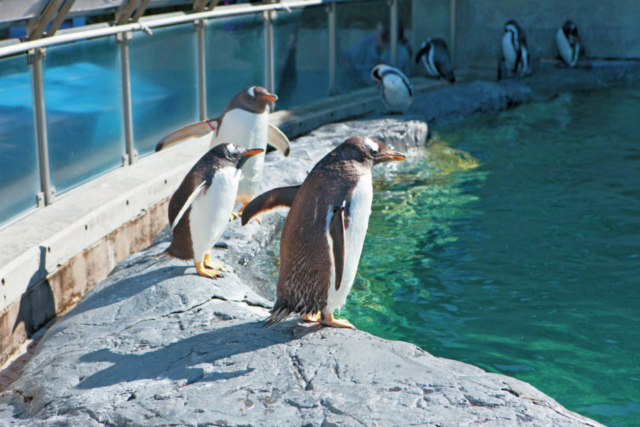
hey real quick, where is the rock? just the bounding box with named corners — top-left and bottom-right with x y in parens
top-left (0, 104), bottom-right (604, 427)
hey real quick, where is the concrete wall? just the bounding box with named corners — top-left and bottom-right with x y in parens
top-left (412, 0), bottom-right (640, 70)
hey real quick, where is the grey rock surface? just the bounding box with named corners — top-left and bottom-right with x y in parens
top-left (0, 98), bottom-right (606, 427)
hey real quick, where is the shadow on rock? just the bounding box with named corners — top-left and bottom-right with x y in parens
top-left (76, 318), bottom-right (318, 389)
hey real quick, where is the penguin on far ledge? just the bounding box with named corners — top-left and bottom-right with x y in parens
top-left (242, 136), bottom-right (406, 329)
top-left (499, 20), bottom-right (531, 80)
top-left (556, 20), bottom-right (581, 67)
top-left (155, 86), bottom-right (291, 212)
top-left (371, 64), bottom-right (414, 114)
top-left (164, 143), bottom-right (263, 278)
top-left (415, 38), bottom-right (456, 83)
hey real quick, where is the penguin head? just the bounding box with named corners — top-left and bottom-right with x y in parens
top-left (563, 20), bottom-right (580, 42)
top-left (504, 20), bottom-right (520, 37)
top-left (238, 86), bottom-right (278, 113)
top-left (214, 143), bottom-right (264, 169)
top-left (340, 136), bottom-right (406, 167)
top-left (371, 64), bottom-right (394, 85)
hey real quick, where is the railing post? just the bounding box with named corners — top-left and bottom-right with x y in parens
top-left (264, 10), bottom-right (275, 110)
top-left (327, 2), bottom-right (336, 96)
top-left (389, 0), bottom-right (398, 67)
top-left (194, 19), bottom-right (208, 121)
top-left (29, 47), bottom-right (55, 206)
top-left (117, 31), bottom-right (137, 166)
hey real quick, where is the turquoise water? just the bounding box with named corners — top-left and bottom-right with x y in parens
top-left (255, 85), bottom-right (640, 426)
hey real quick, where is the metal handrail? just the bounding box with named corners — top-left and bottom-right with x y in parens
top-left (0, 0), bottom-right (323, 59)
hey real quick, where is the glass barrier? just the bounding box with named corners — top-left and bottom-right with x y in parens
top-left (43, 37), bottom-right (125, 194)
top-left (336, 0), bottom-right (409, 93)
top-left (205, 14), bottom-right (265, 116)
top-left (130, 24), bottom-right (198, 156)
top-left (398, 0), bottom-right (416, 76)
top-left (273, 6), bottom-right (329, 110)
top-left (0, 55), bottom-right (40, 226)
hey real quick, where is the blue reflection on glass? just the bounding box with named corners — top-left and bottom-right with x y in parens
top-left (130, 25), bottom-right (198, 156)
top-left (0, 55), bottom-right (40, 226)
top-left (43, 37), bottom-right (125, 194)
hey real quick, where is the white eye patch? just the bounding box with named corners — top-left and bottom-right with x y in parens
top-left (247, 86), bottom-right (256, 98)
top-left (364, 138), bottom-right (379, 153)
top-left (227, 144), bottom-right (238, 156)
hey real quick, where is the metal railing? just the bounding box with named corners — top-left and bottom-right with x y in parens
top-left (0, 0), bottom-right (405, 226)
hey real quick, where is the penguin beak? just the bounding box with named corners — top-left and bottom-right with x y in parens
top-left (237, 148), bottom-right (264, 169)
top-left (375, 149), bottom-right (406, 164)
top-left (260, 93), bottom-right (278, 102)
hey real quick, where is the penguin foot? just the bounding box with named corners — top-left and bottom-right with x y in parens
top-left (319, 311), bottom-right (355, 329)
top-left (230, 212), bottom-right (239, 220)
top-left (300, 312), bottom-right (321, 323)
top-left (195, 261), bottom-right (223, 279)
top-left (204, 254), bottom-right (229, 272)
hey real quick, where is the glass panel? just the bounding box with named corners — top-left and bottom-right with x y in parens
top-left (273, 6), bottom-right (329, 110)
top-left (0, 55), bottom-right (40, 226)
top-left (337, 0), bottom-right (411, 93)
top-left (398, 0), bottom-right (416, 76)
top-left (130, 24), bottom-right (198, 156)
top-left (205, 14), bottom-right (265, 116)
top-left (43, 36), bottom-right (124, 194)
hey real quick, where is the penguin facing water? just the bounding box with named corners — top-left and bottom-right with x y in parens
top-left (155, 86), bottom-right (291, 210)
top-left (500, 20), bottom-right (531, 78)
top-left (557, 20), bottom-right (581, 67)
top-left (166, 143), bottom-right (263, 278)
top-left (242, 136), bottom-right (406, 328)
top-left (371, 64), bottom-right (414, 114)
top-left (415, 38), bottom-right (456, 83)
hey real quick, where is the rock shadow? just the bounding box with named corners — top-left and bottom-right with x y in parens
top-left (77, 319), bottom-right (318, 389)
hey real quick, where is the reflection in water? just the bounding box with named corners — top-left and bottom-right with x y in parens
top-left (251, 85), bottom-right (640, 427)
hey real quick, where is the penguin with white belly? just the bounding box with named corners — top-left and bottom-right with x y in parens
top-left (242, 136), bottom-right (406, 328)
top-left (415, 38), bottom-right (456, 83)
top-left (166, 143), bottom-right (263, 278)
top-left (556, 20), bottom-right (581, 67)
top-left (155, 86), bottom-right (291, 210)
top-left (371, 64), bottom-right (414, 114)
top-left (499, 20), bottom-right (531, 79)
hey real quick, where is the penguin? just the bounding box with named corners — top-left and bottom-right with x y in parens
top-left (155, 86), bottom-right (291, 210)
top-left (371, 64), bottom-right (414, 114)
top-left (241, 136), bottom-right (406, 328)
top-left (415, 38), bottom-right (456, 83)
top-left (556, 20), bottom-right (581, 67)
top-left (166, 143), bottom-right (263, 278)
top-left (501, 20), bottom-right (530, 78)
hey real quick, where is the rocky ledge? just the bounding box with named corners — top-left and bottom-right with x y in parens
top-left (0, 96), bottom-right (606, 426)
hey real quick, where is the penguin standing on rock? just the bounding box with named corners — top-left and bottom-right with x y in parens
top-left (371, 64), bottom-right (414, 114)
top-left (500, 20), bottom-right (531, 78)
top-left (556, 20), bottom-right (581, 67)
top-left (415, 38), bottom-right (456, 83)
top-left (155, 86), bottom-right (290, 211)
top-left (166, 143), bottom-right (263, 278)
top-left (242, 136), bottom-right (406, 328)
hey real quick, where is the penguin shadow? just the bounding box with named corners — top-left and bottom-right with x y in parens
top-left (12, 246), bottom-right (55, 337)
top-left (76, 318), bottom-right (319, 389)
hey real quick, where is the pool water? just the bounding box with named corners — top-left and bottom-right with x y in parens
top-left (257, 85), bottom-right (640, 427)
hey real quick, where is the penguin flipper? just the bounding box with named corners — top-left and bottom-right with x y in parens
top-left (241, 185), bottom-right (301, 226)
top-left (155, 120), bottom-right (218, 152)
top-left (415, 43), bottom-right (430, 64)
top-left (329, 201), bottom-right (346, 292)
top-left (268, 124), bottom-right (291, 157)
top-left (171, 181), bottom-right (208, 233)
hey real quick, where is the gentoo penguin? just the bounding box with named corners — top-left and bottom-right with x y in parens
top-left (155, 86), bottom-right (290, 210)
top-left (556, 20), bottom-right (581, 67)
top-left (415, 38), bottom-right (456, 83)
top-left (242, 136), bottom-right (406, 328)
top-left (166, 143), bottom-right (263, 278)
top-left (501, 20), bottom-right (530, 78)
top-left (371, 64), bottom-right (414, 114)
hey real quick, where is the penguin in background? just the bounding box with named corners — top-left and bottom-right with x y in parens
top-left (166, 143), bottom-right (263, 278)
top-left (499, 20), bottom-right (531, 79)
top-left (556, 20), bottom-right (581, 67)
top-left (371, 64), bottom-right (414, 114)
top-left (242, 136), bottom-right (406, 329)
top-left (155, 86), bottom-right (291, 211)
top-left (415, 38), bottom-right (456, 83)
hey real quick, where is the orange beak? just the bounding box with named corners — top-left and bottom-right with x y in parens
top-left (260, 93), bottom-right (278, 102)
top-left (379, 151), bottom-right (406, 161)
top-left (242, 148), bottom-right (264, 157)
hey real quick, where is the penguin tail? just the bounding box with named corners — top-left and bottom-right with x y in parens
top-left (263, 306), bottom-right (292, 328)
